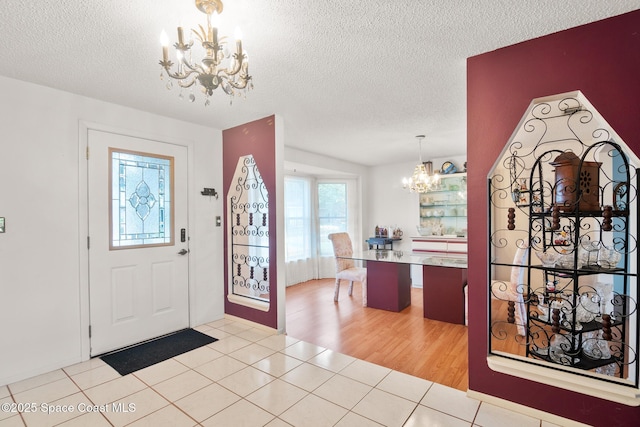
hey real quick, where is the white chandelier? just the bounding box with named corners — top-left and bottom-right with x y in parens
top-left (402, 135), bottom-right (441, 193)
top-left (159, 0), bottom-right (252, 105)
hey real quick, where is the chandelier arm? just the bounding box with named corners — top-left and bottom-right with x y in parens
top-left (222, 60), bottom-right (242, 77)
top-left (176, 78), bottom-right (199, 89)
top-left (179, 59), bottom-right (206, 75)
top-left (165, 68), bottom-right (200, 81)
top-left (218, 71), bottom-right (251, 89)
top-left (228, 77), bottom-right (251, 90)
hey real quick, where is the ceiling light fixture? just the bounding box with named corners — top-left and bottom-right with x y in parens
top-left (159, 0), bottom-right (252, 105)
top-left (402, 135), bottom-right (441, 193)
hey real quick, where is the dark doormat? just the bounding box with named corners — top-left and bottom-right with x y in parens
top-left (100, 328), bottom-right (218, 376)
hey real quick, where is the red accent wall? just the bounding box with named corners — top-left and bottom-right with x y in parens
top-left (468, 11), bottom-right (640, 425)
top-left (223, 115), bottom-right (278, 329)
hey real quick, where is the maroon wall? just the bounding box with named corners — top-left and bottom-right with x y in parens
top-left (467, 11), bottom-right (640, 425)
top-left (223, 115), bottom-right (278, 329)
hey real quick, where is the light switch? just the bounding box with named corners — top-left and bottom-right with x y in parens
top-left (0, 217), bottom-right (4, 233)
top-left (216, 216), bottom-right (221, 227)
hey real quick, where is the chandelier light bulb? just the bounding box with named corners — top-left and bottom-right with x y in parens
top-left (211, 11), bottom-right (220, 29)
top-left (160, 30), bottom-right (169, 47)
top-left (235, 26), bottom-right (243, 41)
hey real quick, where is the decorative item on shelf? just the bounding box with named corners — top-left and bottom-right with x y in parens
top-left (416, 225), bottom-right (433, 236)
top-left (553, 231), bottom-right (570, 246)
top-left (508, 153), bottom-right (526, 205)
top-left (551, 303), bottom-right (561, 334)
top-left (580, 241), bottom-right (601, 267)
top-left (602, 314), bottom-right (612, 340)
top-left (159, 0), bottom-right (252, 105)
top-left (510, 178), bottom-right (529, 205)
top-left (583, 330), bottom-right (612, 360)
top-left (531, 193), bottom-right (543, 212)
top-left (602, 205), bottom-right (613, 231)
top-left (550, 151), bottom-right (602, 212)
top-left (511, 188), bottom-right (520, 204)
top-left (557, 249), bottom-right (581, 269)
top-left (576, 293), bottom-right (600, 324)
top-left (556, 245), bottom-right (571, 267)
top-left (598, 245), bottom-right (622, 269)
top-left (535, 250), bottom-right (562, 267)
top-left (551, 205), bottom-right (560, 230)
top-left (402, 135), bottom-right (441, 193)
top-left (432, 222), bottom-right (444, 236)
top-left (507, 207), bottom-right (515, 230)
top-left (517, 179), bottom-right (528, 205)
top-left (441, 161), bottom-right (457, 174)
top-left (377, 227), bottom-right (388, 237)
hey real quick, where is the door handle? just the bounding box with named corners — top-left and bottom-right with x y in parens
top-left (178, 249), bottom-right (189, 255)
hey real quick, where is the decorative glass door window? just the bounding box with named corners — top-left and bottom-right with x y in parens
top-left (110, 148), bottom-right (174, 249)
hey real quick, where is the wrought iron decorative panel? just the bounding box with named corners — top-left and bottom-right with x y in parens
top-left (228, 155), bottom-right (270, 302)
top-left (488, 94), bottom-right (639, 387)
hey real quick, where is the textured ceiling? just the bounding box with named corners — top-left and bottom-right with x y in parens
top-left (0, 0), bottom-right (638, 166)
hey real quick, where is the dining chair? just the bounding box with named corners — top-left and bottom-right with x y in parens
top-left (327, 232), bottom-right (368, 306)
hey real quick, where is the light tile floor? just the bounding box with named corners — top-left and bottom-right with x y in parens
top-left (0, 318), bottom-right (562, 427)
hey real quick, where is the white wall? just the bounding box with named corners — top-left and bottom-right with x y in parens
top-left (366, 155), bottom-right (467, 253)
top-left (0, 76), bottom-right (224, 386)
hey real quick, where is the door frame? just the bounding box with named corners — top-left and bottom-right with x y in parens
top-left (78, 121), bottom-right (196, 360)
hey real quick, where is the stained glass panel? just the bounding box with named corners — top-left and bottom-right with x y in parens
top-left (110, 149), bottom-right (173, 249)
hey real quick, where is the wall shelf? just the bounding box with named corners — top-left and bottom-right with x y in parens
top-left (419, 173), bottom-right (467, 237)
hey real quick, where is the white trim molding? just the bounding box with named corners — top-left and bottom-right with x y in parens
top-left (488, 355), bottom-right (640, 406)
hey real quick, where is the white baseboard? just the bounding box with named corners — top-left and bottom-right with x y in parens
top-left (467, 389), bottom-right (592, 427)
top-left (223, 314), bottom-right (280, 334)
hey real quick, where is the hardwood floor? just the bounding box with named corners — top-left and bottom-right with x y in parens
top-left (285, 278), bottom-right (469, 391)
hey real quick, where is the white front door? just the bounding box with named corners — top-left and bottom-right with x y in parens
top-left (88, 129), bottom-right (189, 356)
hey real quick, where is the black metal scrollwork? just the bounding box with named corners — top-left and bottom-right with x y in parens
top-left (488, 96), bottom-right (639, 386)
top-left (230, 155), bottom-right (270, 301)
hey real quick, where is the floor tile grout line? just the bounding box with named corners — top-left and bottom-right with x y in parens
top-left (62, 367), bottom-right (113, 427)
top-left (7, 370), bottom-right (68, 398)
top-left (196, 327), bottom-right (352, 425)
top-left (471, 400), bottom-right (482, 426)
top-left (217, 329), bottom-right (410, 425)
top-left (4, 387), bottom-right (28, 427)
top-left (5, 319), bottom-right (542, 426)
top-left (67, 357), bottom-right (195, 427)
